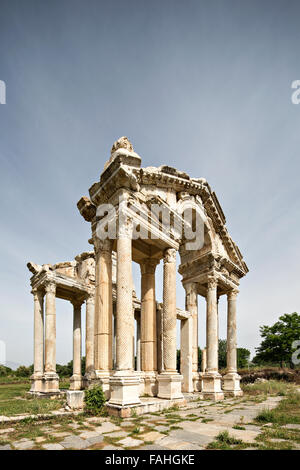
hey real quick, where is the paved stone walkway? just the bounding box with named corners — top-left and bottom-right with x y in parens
top-left (0, 394), bottom-right (298, 450)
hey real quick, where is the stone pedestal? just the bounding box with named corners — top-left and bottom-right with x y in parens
top-left (42, 372), bottom-right (60, 394)
top-left (144, 371), bottom-right (158, 396)
top-left (222, 372), bottom-right (243, 397)
top-left (201, 372), bottom-right (224, 400)
top-left (157, 372), bottom-right (183, 399)
top-left (109, 372), bottom-right (141, 406)
top-left (30, 373), bottom-right (44, 393)
top-left (66, 390), bottom-right (84, 410)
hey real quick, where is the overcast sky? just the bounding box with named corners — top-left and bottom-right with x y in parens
top-left (0, 0), bottom-right (300, 367)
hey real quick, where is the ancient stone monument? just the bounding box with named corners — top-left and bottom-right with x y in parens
top-left (27, 137), bottom-right (248, 414)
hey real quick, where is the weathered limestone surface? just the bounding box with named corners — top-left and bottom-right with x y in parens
top-left (27, 136), bottom-right (248, 412)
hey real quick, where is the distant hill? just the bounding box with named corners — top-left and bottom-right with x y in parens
top-left (0, 361), bottom-right (21, 370)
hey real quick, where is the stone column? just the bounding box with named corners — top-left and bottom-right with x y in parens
top-left (158, 248), bottom-right (183, 399)
top-left (44, 280), bottom-right (59, 393)
top-left (136, 315), bottom-right (141, 372)
top-left (94, 239), bottom-right (113, 395)
top-left (184, 282), bottom-right (200, 392)
top-left (201, 348), bottom-right (207, 373)
top-left (223, 290), bottom-right (243, 396)
top-left (70, 300), bottom-right (82, 390)
top-left (84, 292), bottom-right (95, 379)
top-left (156, 305), bottom-right (163, 374)
top-left (109, 218), bottom-right (141, 406)
top-left (30, 288), bottom-right (44, 393)
top-left (140, 258), bottom-right (159, 395)
top-left (202, 276), bottom-right (224, 400)
top-left (180, 316), bottom-right (193, 392)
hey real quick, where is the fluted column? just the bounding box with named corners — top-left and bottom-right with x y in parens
top-left (157, 248), bottom-right (183, 399)
top-left (85, 292), bottom-right (95, 376)
top-left (140, 259), bottom-right (158, 368)
top-left (70, 300), bottom-right (82, 390)
top-left (45, 281), bottom-right (57, 374)
top-left (109, 216), bottom-right (141, 406)
top-left (202, 276), bottom-right (224, 400)
top-left (30, 288), bottom-right (44, 393)
top-left (115, 224), bottom-right (134, 371)
top-left (223, 289), bottom-right (242, 396)
top-left (162, 248), bottom-right (177, 372)
top-left (136, 315), bottom-right (141, 371)
top-left (44, 280), bottom-right (59, 393)
top-left (183, 282), bottom-right (199, 391)
top-left (227, 290), bottom-right (238, 372)
top-left (206, 277), bottom-right (219, 373)
top-left (94, 238), bottom-right (112, 393)
top-left (140, 258), bottom-right (159, 394)
top-left (33, 289), bottom-right (44, 375)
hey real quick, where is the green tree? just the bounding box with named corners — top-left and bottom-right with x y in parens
top-left (253, 313), bottom-right (300, 368)
top-left (237, 348), bottom-right (250, 369)
top-left (15, 365), bottom-right (33, 377)
top-left (218, 339), bottom-right (227, 369)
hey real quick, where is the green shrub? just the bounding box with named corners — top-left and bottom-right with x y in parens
top-left (15, 365), bottom-right (33, 377)
top-left (84, 385), bottom-right (106, 415)
top-left (0, 365), bottom-right (12, 377)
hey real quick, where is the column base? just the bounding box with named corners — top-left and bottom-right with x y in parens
top-left (82, 369), bottom-right (96, 389)
top-left (143, 371), bottom-right (158, 396)
top-left (70, 374), bottom-right (83, 391)
top-left (108, 371), bottom-right (141, 406)
top-left (193, 372), bottom-right (202, 392)
top-left (66, 390), bottom-right (85, 410)
top-left (88, 370), bottom-right (112, 398)
top-left (30, 373), bottom-right (44, 393)
top-left (222, 372), bottom-right (243, 397)
top-left (202, 372), bottom-right (224, 400)
top-left (157, 372), bottom-right (183, 399)
top-left (42, 372), bottom-right (60, 394)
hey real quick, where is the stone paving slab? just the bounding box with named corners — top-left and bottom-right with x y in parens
top-left (102, 445), bottom-right (123, 450)
top-left (0, 444), bottom-right (11, 450)
top-left (0, 427), bottom-right (14, 434)
top-left (118, 437), bottom-right (143, 448)
top-left (282, 424), bottom-right (300, 430)
top-left (60, 435), bottom-right (91, 450)
top-left (52, 431), bottom-right (71, 438)
top-left (141, 431), bottom-right (165, 441)
top-left (157, 436), bottom-right (204, 450)
top-left (86, 435), bottom-right (104, 445)
top-left (79, 430), bottom-right (101, 439)
top-left (42, 443), bottom-right (64, 450)
top-left (166, 430), bottom-right (213, 447)
top-left (14, 439), bottom-right (35, 450)
top-left (104, 431), bottom-right (128, 438)
top-left (94, 422), bottom-right (120, 433)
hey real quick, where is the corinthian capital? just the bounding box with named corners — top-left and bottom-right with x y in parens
top-left (207, 276), bottom-right (218, 290)
top-left (93, 237), bottom-right (112, 254)
top-left (118, 215), bottom-right (133, 239)
top-left (228, 289), bottom-right (239, 300)
top-left (164, 248), bottom-right (176, 264)
top-left (140, 258), bottom-right (159, 275)
top-left (45, 281), bottom-right (56, 295)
